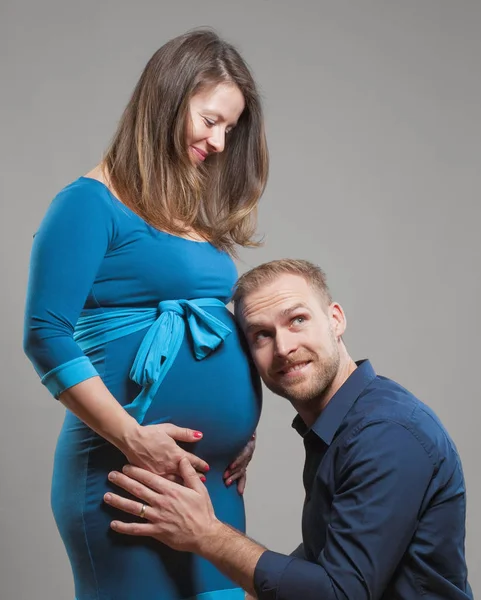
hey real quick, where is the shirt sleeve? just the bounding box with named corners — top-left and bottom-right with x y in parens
top-left (23, 181), bottom-right (116, 398)
top-left (254, 420), bottom-right (435, 600)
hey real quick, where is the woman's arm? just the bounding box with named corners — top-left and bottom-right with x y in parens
top-left (23, 181), bottom-right (113, 387)
top-left (59, 376), bottom-right (209, 474)
top-left (24, 181), bottom-right (208, 475)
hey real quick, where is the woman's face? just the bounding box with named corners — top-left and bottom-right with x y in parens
top-left (186, 82), bottom-right (245, 163)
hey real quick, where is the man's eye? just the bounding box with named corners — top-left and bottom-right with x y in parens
top-left (254, 331), bottom-right (270, 343)
top-left (292, 316), bottom-right (305, 325)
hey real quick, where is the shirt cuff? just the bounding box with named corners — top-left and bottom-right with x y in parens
top-left (254, 551), bottom-right (338, 600)
top-left (41, 356), bottom-right (99, 398)
top-left (254, 551), bottom-right (295, 600)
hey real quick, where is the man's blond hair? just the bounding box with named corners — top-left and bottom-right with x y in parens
top-left (233, 259), bottom-right (333, 314)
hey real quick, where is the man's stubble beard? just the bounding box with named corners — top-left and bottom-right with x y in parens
top-left (267, 341), bottom-right (341, 407)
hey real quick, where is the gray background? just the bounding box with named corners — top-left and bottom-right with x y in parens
top-left (1, 0), bottom-right (480, 598)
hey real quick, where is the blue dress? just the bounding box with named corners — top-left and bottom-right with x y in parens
top-left (24, 177), bottom-right (262, 600)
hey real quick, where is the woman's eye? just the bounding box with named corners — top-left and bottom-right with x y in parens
top-left (203, 118), bottom-right (215, 127)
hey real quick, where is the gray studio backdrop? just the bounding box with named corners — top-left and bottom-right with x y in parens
top-left (1, 1), bottom-right (480, 598)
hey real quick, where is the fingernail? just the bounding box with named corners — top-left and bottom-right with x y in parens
top-left (104, 493), bottom-right (112, 502)
top-left (111, 521), bottom-right (119, 529)
top-left (204, 465), bottom-right (210, 472)
top-left (122, 465), bottom-right (131, 474)
top-left (225, 470), bottom-right (230, 478)
top-left (193, 431), bottom-right (203, 439)
top-left (108, 472), bottom-right (116, 481)
top-left (201, 476), bottom-right (207, 482)
top-left (226, 479), bottom-right (232, 486)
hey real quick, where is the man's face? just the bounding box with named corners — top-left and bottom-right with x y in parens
top-left (240, 274), bottom-right (344, 408)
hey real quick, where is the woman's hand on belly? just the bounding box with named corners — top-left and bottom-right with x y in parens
top-left (120, 423), bottom-right (210, 480)
top-left (224, 432), bottom-right (257, 494)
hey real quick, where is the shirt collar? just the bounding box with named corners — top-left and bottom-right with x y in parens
top-left (292, 359), bottom-right (377, 445)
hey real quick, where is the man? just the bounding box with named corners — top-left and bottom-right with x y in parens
top-left (104, 259), bottom-right (472, 599)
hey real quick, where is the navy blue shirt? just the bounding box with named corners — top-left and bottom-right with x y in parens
top-left (254, 360), bottom-right (472, 599)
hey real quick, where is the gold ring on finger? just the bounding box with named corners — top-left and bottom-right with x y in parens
top-left (139, 503), bottom-right (147, 519)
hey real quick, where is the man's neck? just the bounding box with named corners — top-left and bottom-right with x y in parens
top-left (296, 350), bottom-right (357, 428)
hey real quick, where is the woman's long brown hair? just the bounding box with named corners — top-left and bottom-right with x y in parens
top-left (103, 29), bottom-right (269, 253)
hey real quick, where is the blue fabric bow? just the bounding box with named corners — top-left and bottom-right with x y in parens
top-left (74, 298), bottom-right (232, 423)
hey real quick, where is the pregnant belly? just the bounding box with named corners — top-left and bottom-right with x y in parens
top-left (96, 314), bottom-right (262, 466)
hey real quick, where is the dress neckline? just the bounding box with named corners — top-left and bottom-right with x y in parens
top-left (79, 176), bottom-right (211, 245)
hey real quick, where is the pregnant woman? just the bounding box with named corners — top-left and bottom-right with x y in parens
top-left (23, 29), bottom-right (268, 600)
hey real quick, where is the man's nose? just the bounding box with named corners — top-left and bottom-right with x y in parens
top-left (274, 331), bottom-right (297, 358)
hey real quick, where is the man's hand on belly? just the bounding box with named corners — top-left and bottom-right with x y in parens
top-left (104, 457), bottom-right (266, 596)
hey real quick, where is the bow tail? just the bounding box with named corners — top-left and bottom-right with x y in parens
top-left (125, 317), bottom-right (185, 424)
top-left (123, 386), bottom-right (155, 423)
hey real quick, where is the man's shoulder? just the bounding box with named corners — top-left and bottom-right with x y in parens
top-left (348, 374), bottom-right (460, 466)
top-left (358, 374), bottom-right (437, 426)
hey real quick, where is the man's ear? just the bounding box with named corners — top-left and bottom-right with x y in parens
top-left (329, 302), bottom-right (347, 339)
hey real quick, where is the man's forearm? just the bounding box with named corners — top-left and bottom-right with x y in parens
top-left (196, 521), bottom-right (267, 596)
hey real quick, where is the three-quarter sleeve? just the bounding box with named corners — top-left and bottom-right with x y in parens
top-left (23, 181), bottom-right (116, 397)
top-left (254, 420), bottom-right (435, 600)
